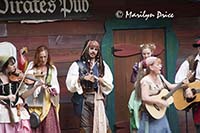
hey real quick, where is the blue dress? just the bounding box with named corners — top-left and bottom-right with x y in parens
top-left (138, 111), bottom-right (171, 133)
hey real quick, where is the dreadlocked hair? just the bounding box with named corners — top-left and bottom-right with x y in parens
top-left (80, 40), bottom-right (105, 77)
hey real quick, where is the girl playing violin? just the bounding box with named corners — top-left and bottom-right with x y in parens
top-left (0, 55), bottom-right (42, 133)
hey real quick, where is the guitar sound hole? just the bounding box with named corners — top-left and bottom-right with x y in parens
top-left (186, 96), bottom-right (196, 102)
top-left (153, 104), bottom-right (160, 111)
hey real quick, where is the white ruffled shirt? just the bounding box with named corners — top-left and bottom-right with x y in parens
top-left (66, 61), bottom-right (113, 95)
top-left (175, 54), bottom-right (200, 83)
top-left (66, 60), bottom-right (114, 133)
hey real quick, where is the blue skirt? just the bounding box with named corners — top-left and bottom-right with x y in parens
top-left (138, 112), bottom-right (171, 133)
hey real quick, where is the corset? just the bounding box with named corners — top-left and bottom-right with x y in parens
top-left (0, 81), bottom-right (19, 106)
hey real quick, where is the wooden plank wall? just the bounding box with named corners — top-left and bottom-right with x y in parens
top-left (113, 29), bottom-right (165, 122)
top-left (173, 17), bottom-right (200, 133)
top-left (0, 16), bottom-right (200, 133)
top-left (173, 17), bottom-right (200, 67)
top-left (0, 21), bottom-right (105, 133)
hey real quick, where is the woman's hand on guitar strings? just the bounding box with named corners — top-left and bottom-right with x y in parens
top-left (158, 99), bottom-right (169, 108)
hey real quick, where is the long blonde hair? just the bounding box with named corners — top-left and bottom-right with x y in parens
top-left (134, 66), bottom-right (147, 100)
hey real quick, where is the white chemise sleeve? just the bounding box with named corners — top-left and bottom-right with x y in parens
top-left (175, 60), bottom-right (189, 83)
top-left (66, 62), bottom-right (83, 94)
top-left (100, 61), bottom-right (114, 95)
top-left (50, 65), bottom-right (60, 94)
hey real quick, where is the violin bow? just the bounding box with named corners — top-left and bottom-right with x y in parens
top-left (14, 64), bottom-right (31, 96)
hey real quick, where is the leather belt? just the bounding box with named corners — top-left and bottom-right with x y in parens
top-left (83, 87), bottom-right (96, 93)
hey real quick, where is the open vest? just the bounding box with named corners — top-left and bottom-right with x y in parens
top-left (187, 54), bottom-right (198, 82)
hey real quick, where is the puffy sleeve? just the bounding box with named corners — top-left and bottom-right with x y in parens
top-left (175, 60), bottom-right (189, 83)
top-left (66, 62), bottom-right (83, 94)
top-left (100, 61), bottom-right (114, 95)
top-left (51, 65), bottom-right (60, 94)
top-left (25, 62), bottom-right (60, 94)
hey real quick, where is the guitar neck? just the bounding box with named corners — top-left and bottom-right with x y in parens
top-left (164, 82), bottom-right (183, 99)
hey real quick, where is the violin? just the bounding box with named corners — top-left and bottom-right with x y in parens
top-left (9, 69), bottom-right (49, 86)
top-left (9, 69), bottom-right (55, 99)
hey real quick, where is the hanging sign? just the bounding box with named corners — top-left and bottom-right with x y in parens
top-left (0, 0), bottom-right (91, 21)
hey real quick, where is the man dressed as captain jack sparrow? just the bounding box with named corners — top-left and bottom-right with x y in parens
top-left (66, 40), bottom-right (114, 133)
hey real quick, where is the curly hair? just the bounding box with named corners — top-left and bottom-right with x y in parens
top-left (140, 43), bottom-right (156, 53)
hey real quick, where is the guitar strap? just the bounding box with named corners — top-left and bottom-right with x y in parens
top-left (159, 75), bottom-right (169, 90)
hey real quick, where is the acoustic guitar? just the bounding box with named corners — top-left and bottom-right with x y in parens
top-left (173, 81), bottom-right (200, 110)
top-left (145, 81), bottom-right (183, 119)
top-left (145, 89), bottom-right (173, 119)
